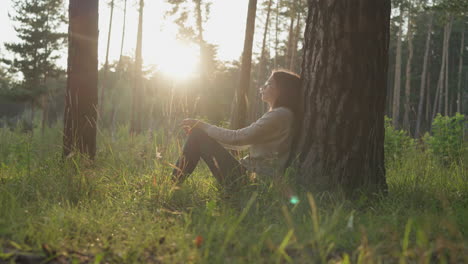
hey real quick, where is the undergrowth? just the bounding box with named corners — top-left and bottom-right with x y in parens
top-left (0, 123), bottom-right (467, 263)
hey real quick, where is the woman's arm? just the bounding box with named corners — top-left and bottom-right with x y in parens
top-left (183, 108), bottom-right (293, 146)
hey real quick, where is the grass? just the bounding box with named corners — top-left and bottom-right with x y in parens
top-left (0, 123), bottom-right (467, 263)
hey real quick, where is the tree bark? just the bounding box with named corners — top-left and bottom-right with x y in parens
top-left (457, 25), bottom-right (464, 114)
top-left (63, 0), bottom-right (99, 159)
top-left (295, 0), bottom-right (389, 194)
top-left (99, 0), bottom-right (115, 118)
top-left (130, 0), bottom-right (144, 134)
top-left (392, 7), bottom-right (403, 129)
top-left (403, 8), bottom-right (413, 132)
top-left (415, 14), bottom-right (432, 137)
top-left (230, 0), bottom-right (257, 129)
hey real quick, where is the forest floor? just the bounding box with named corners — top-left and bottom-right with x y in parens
top-left (0, 124), bottom-right (467, 263)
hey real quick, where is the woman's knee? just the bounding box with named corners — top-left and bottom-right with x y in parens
top-left (187, 127), bottom-right (210, 143)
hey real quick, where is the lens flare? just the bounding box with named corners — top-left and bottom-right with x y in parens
top-left (289, 195), bottom-right (299, 205)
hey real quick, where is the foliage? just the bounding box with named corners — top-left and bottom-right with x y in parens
top-left (425, 113), bottom-right (466, 164)
top-left (1, 0), bottom-right (66, 102)
top-left (166, 0), bottom-right (212, 43)
top-left (384, 116), bottom-right (415, 164)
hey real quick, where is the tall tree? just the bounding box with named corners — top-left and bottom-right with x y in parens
top-left (3, 0), bottom-right (66, 132)
top-left (392, 6), bottom-right (404, 129)
top-left (130, 0), bottom-right (144, 134)
top-left (289, 8), bottom-right (302, 71)
top-left (254, 0), bottom-right (273, 120)
top-left (294, 0), bottom-right (390, 194)
top-left (273, 0), bottom-right (280, 69)
top-left (230, 0), bottom-right (257, 129)
top-left (63, 0), bottom-right (99, 159)
top-left (432, 16), bottom-right (453, 119)
top-left (111, 0), bottom-right (127, 138)
top-left (415, 13), bottom-right (433, 137)
top-left (99, 0), bottom-right (115, 117)
top-left (456, 23), bottom-right (464, 114)
top-left (284, 1), bottom-right (296, 69)
top-left (403, 4), bottom-right (414, 132)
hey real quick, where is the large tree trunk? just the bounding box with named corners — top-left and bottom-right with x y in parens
top-left (403, 9), bottom-right (413, 132)
top-left (392, 7), bottom-right (403, 129)
top-left (63, 0), bottom-right (99, 159)
top-left (130, 0), bottom-right (144, 134)
top-left (295, 0), bottom-right (389, 194)
top-left (99, 0), bottom-right (115, 118)
top-left (458, 26), bottom-right (465, 114)
top-left (230, 0), bottom-right (257, 129)
top-left (415, 14), bottom-right (433, 137)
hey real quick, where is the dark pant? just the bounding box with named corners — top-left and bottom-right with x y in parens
top-left (172, 128), bottom-right (247, 189)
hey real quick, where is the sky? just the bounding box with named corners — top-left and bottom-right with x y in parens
top-left (0, 0), bottom-right (251, 73)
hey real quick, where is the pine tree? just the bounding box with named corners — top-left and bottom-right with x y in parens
top-left (3, 0), bottom-right (66, 129)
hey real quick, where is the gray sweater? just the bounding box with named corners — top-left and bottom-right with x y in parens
top-left (198, 107), bottom-right (294, 177)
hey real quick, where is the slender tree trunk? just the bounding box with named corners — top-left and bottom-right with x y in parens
top-left (289, 11), bottom-right (302, 71)
top-left (130, 0), bottom-right (144, 134)
top-left (30, 100), bottom-right (35, 133)
top-left (195, 0), bottom-right (204, 67)
top-left (194, 0), bottom-right (206, 116)
top-left (445, 32), bottom-right (450, 116)
top-left (433, 19), bottom-right (450, 119)
top-left (41, 5), bottom-right (51, 135)
top-left (392, 7), bottom-right (403, 129)
top-left (285, 4), bottom-right (295, 69)
top-left (274, 0), bottom-right (280, 69)
top-left (99, 0), bottom-right (114, 118)
top-left (444, 17), bottom-right (453, 116)
top-left (295, 0), bottom-right (389, 194)
top-left (41, 76), bottom-right (49, 135)
top-left (111, 0), bottom-right (127, 139)
top-left (119, 0), bottom-right (127, 62)
top-left (231, 0), bottom-right (257, 129)
top-left (457, 25), bottom-right (464, 114)
top-left (425, 71), bottom-right (431, 129)
top-left (415, 14), bottom-right (432, 137)
top-left (403, 9), bottom-right (413, 132)
top-left (255, 0), bottom-right (273, 119)
top-left (63, 0), bottom-right (99, 159)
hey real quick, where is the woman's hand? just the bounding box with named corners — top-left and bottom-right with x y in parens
top-left (180, 119), bottom-right (202, 134)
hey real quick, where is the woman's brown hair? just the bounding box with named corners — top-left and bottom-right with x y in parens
top-left (270, 69), bottom-right (302, 168)
top-left (270, 69), bottom-right (302, 123)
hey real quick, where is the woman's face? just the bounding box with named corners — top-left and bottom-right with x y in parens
top-left (260, 75), bottom-right (279, 106)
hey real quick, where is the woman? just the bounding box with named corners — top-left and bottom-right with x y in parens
top-left (172, 70), bottom-right (301, 190)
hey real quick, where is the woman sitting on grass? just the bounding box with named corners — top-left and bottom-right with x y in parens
top-left (172, 70), bottom-right (302, 190)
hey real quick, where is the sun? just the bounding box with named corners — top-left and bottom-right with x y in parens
top-left (151, 39), bottom-right (199, 80)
